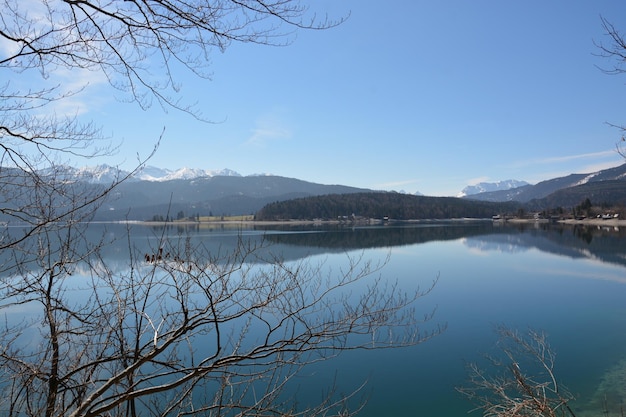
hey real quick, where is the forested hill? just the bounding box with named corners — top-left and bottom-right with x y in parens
top-left (255, 192), bottom-right (521, 221)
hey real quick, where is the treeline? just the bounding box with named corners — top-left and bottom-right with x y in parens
top-left (255, 192), bottom-right (521, 221)
top-left (527, 180), bottom-right (626, 211)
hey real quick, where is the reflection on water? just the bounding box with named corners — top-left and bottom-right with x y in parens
top-left (261, 221), bottom-right (497, 249)
top-left (265, 221), bottom-right (626, 270)
top-left (259, 222), bottom-right (626, 417)
top-left (2, 221), bottom-right (626, 416)
top-left (4, 220), bottom-right (620, 271)
top-left (463, 223), bottom-right (626, 268)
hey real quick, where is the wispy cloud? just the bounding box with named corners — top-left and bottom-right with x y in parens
top-left (375, 179), bottom-right (420, 189)
top-left (2, 0), bottom-right (111, 117)
top-left (0, 0), bottom-right (46, 59)
top-left (47, 68), bottom-right (110, 116)
top-left (243, 111), bottom-right (292, 147)
top-left (508, 149), bottom-right (624, 184)
top-left (512, 150), bottom-right (618, 168)
top-left (577, 159), bottom-right (625, 173)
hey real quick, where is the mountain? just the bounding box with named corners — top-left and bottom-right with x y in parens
top-left (36, 164), bottom-right (127, 184)
top-left (0, 164), bottom-right (374, 222)
top-left (464, 163), bottom-right (626, 207)
top-left (133, 166), bottom-right (171, 180)
top-left (68, 164), bottom-right (243, 183)
top-left (4, 163), bottom-right (625, 224)
top-left (93, 175), bottom-right (373, 221)
top-left (135, 166), bottom-right (242, 181)
top-left (528, 180), bottom-right (626, 210)
top-left (457, 180), bottom-right (529, 198)
top-left (76, 164), bottom-right (127, 183)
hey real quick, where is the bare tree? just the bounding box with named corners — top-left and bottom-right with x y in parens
top-left (595, 16), bottom-right (626, 159)
top-left (0, 3), bottom-right (442, 416)
top-left (457, 326), bottom-right (577, 417)
top-left (0, 0), bottom-right (344, 114)
top-left (0, 0), bottom-right (345, 247)
top-left (0, 222), bottom-right (439, 416)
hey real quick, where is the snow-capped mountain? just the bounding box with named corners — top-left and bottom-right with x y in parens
top-left (457, 180), bottom-right (529, 198)
top-left (135, 166), bottom-right (242, 182)
top-left (134, 165), bottom-right (170, 180)
top-left (61, 164), bottom-right (242, 183)
top-left (78, 164), bottom-right (129, 183)
top-left (461, 163), bottom-right (626, 203)
top-left (47, 164), bottom-right (128, 184)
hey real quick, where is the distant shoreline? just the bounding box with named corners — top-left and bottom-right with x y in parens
top-left (129, 218), bottom-right (491, 227)
top-left (559, 218), bottom-right (625, 226)
top-left (129, 217), bottom-right (625, 227)
top-left (506, 218), bottom-right (626, 226)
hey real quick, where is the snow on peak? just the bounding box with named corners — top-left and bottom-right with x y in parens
top-left (135, 166), bottom-right (242, 182)
top-left (169, 167), bottom-right (212, 180)
top-left (52, 165), bottom-right (244, 183)
top-left (71, 164), bottom-right (129, 184)
top-left (457, 179), bottom-right (529, 198)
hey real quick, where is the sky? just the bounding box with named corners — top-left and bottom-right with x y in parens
top-left (18, 1), bottom-right (626, 196)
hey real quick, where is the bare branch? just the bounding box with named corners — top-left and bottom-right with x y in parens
top-left (595, 17), bottom-right (626, 159)
top-left (458, 325), bottom-right (577, 417)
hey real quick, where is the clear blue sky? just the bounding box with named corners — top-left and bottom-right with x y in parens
top-left (70, 1), bottom-right (626, 196)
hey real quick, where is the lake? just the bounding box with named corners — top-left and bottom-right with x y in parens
top-left (6, 220), bottom-right (626, 416)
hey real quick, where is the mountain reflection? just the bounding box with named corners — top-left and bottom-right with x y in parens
top-left (75, 222), bottom-right (626, 269)
top-left (2, 221), bottom-right (624, 275)
top-left (261, 221), bottom-right (497, 249)
top-left (259, 221), bottom-right (626, 268)
top-left (462, 223), bottom-right (626, 268)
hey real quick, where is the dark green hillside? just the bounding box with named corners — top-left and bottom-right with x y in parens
top-left (527, 180), bottom-right (626, 210)
top-left (255, 192), bottom-right (521, 220)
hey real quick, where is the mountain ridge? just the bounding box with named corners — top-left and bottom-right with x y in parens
top-left (66, 164), bottom-right (244, 183)
top-left (49, 163), bottom-right (626, 202)
top-left (93, 175), bottom-right (375, 221)
top-left (4, 163), bottom-right (623, 223)
top-left (463, 163), bottom-right (626, 205)
top-left (457, 179), bottom-right (530, 198)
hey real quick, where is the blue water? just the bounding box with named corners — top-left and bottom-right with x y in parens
top-left (347, 239), bottom-right (626, 416)
top-left (247, 223), bottom-right (626, 417)
top-left (5, 221), bottom-right (626, 416)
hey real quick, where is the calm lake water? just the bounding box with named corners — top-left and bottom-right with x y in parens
top-left (11, 221), bottom-right (626, 416)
